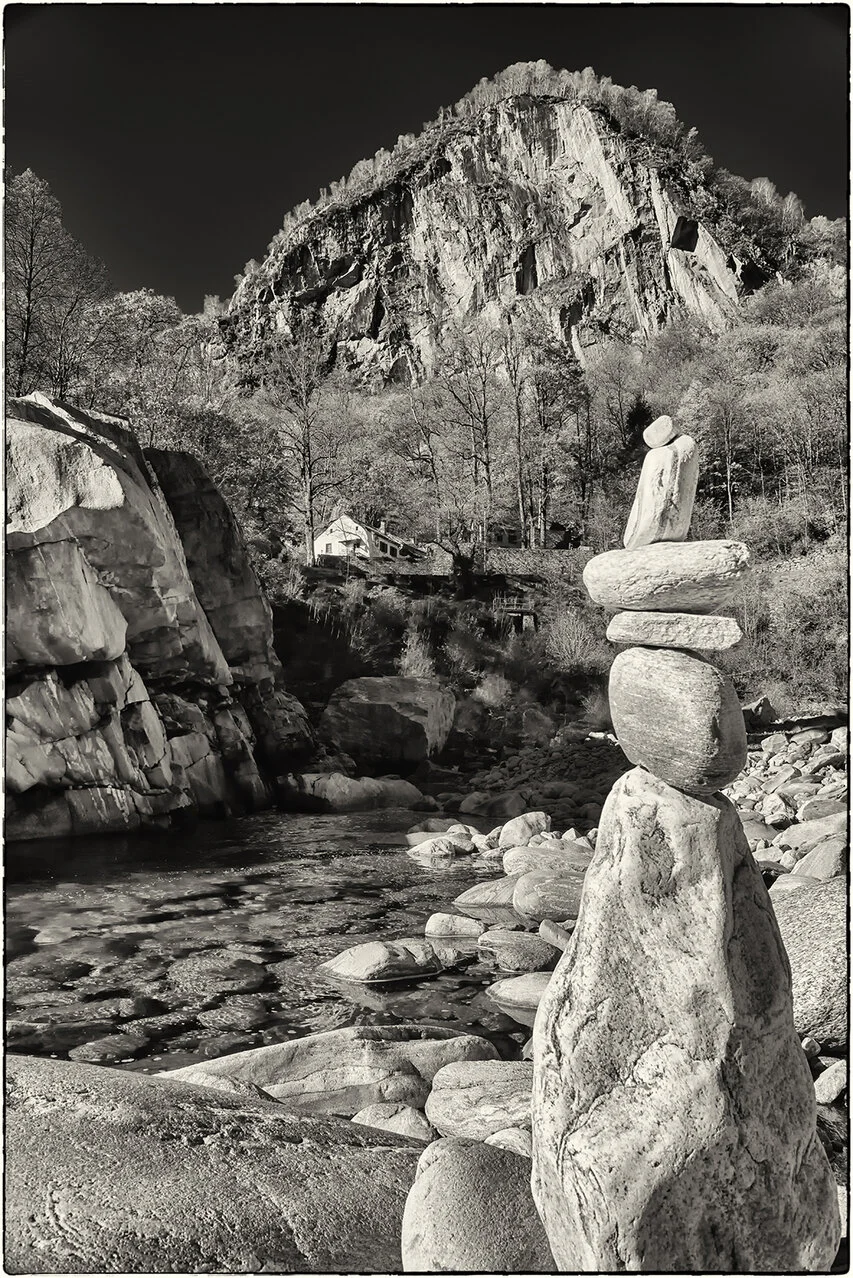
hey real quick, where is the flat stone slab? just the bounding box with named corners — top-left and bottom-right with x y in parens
top-left (6, 1055), bottom-right (421, 1274)
top-left (425, 1060), bottom-right (533, 1139)
top-left (583, 540), bottom-right (750, 613)
top-left (606, 610), bottom-right (742, 650)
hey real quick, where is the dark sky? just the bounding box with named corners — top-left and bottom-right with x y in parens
top-left (5, 3), bottom-right (849, 312)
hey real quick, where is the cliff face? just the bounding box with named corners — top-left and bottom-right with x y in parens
top-left (6, 393), bottom-right (313, 841)
top-left (227, 97), bottom-right (758, 381)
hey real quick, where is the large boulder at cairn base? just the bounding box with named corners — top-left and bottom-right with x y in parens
top-left (319, 676), bottom-right (455, 771)
top-left (772, 876), bottom-right (847, 1050)
top-left (5, 1055), bottom-right (420, 1273)
top-left (401, 1137), bottom-right (555, 1272)
top-left (532, 766), bottom-right (840, 1272)
top-left (163, 1023), bottom-right (499, 1116)
top-left (609, 647), bottom-right (746, 793)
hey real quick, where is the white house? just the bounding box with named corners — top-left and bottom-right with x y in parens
top-left (313, 514), bottom-right (423, 564)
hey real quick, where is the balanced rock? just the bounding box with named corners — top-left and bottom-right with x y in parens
top-left (425, 1060), bottom-right (533, 1139)
top-left (532, 766), bottom-right (840, 1271)
top-left (6, 1055), bottom-right (421, 1274)
top-left (583, 540), bottom-right (750, 613)
top-left (164, 1024), bottom-right (499, 1115)
top-left (643, 414), bottom-right (678, 447)
top-left (609, 648), bottom-right (746, 793)
top-left (623, 434), bottom-right (699, 549)
top-left (401, 1137), bottom-right (555, 1273)
top-left (606, 610), bottom-right (742, 650)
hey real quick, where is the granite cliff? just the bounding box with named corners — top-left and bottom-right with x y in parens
top-left (227, 89), bottom-right (773, 383)
top-left (6, 393), bottom-right (313, 841)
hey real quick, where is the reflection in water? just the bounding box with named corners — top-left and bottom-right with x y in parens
top-left (6, 809), bottom-right (528, 1072)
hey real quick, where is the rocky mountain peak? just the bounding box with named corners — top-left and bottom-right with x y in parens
top-left (224, 65), bottom-right (787, 384)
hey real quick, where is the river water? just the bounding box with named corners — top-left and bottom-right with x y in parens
top-left (6, 810), bottom-right (528, 1075)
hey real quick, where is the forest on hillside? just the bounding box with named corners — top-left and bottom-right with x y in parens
top-left (6, 73), bottom-right (848, 718)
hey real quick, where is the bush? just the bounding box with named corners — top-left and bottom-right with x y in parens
top-left (543, 610), bottom-right (610, 677)
top-left (398, 629), bottom-right (436, 678)
top-left (472, 672), bottom-right (513, 709)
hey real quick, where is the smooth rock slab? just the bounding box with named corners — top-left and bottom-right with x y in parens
top-left (477, 929), bottom-right (558, 973)
top-left (583, 540), bottom-right (750, 613)
top-left (643, 414), bottom-right (677, 447)
top-left (532, 766), bottom-right (840, 1272)
top-left (6, 1055), bottom-right (421, 1274)
top-left (513, 869), bottom-right (587, 924)
top-left (623, 434), bottom-right (699, 549)
top-left (165, 1023), bottom-right (499, 1115)
top-left (425, 1060), bottom-right (533, 1139)
top-left (424, 912), bottom-right (483, 939)
top-left (606, 610), bottom-right (743, 650)
top-left (401, 1137), bottom-right (554, 1272)
top-left (485, 1126), bottom-right (533, 1157)
top-left (609, 647), bottom-right (746, 793)
top-left (498, 811), bottom-right (551, 847)
top-left (503, 841), bottom-right (592, 876)
top-left (487, 972), bottom-right (552, 1017)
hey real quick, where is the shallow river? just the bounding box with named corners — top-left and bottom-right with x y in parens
top-left (6, 810), bottom-right (528, 1075)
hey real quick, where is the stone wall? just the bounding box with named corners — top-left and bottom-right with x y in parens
top-left (6, 393), bottom-right (313, 841)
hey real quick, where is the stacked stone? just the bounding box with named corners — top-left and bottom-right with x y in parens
top-left (531, 415), bottom-right (841, 1272)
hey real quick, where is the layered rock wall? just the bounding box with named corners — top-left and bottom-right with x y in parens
top-left (6, 394), bottom-right (312, 841)
top-left (228, 98), bottom-right (750, 382)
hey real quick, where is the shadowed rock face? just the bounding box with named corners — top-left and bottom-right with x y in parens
top-left (5, 394), bottom-right (312, 840)
top-left (227, 99), bottom-right (748, 384)
top-left (532, 767), bottom-right (841, 1272)
top-left (318, 676), bottom-right (455, 773)
top-left (5, 1055), bottom-right (421, 1274)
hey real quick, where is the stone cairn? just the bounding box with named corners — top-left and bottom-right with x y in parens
top-left (531, 415), bottom-right (841, 1271)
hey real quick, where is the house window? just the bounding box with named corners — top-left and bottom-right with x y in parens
top-left (379, 540), bottom-right (389, 553)
top-left (508, 529), bottom-right (520, 544)
top-left (390, 545), bottom-right (398, 557)
top-left (325, 543), bottom-right (332, 553)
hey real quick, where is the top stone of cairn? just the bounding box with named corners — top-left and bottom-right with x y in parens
top-left (643, 414), bottom-right (678, 448)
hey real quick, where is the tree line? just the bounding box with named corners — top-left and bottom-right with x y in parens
top-left (6, 167), bottom-right (846, 593)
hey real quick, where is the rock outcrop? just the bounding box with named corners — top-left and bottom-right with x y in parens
top-left (533, 419), bottom-right (841, 1270)
top-left (318, 675), bottom-right (455, 772)
top-left (226, 87), bottom-right (764, 383)
top-left (6, 394), bottom-right (312, 840)
top-left (6, 1054), bottom-right (421, 1273)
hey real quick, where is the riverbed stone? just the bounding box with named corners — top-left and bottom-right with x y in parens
top-left (503, 841), bottom-right (592, 876)
top-left (164, 1024), bottom-right (499, 1115)
top-left (197, 995), bottom-right (270, 1031)
top-left (498, 811), bottom-right (551, 847)
top-left (795, 836), bottom-right (847, 881)
top-left (425, 1060), bottom-right (533, 1139)
top-left (512, 869), bottom-right (587, 924)
top-left (539, 919), bottom-right (574, 950)
top-left (623, 434), bottom-right (699, 549)
top-left (643, 414), bottom-right (677, 447)
top-left (485, 1126), bottom-right (533, 1156)
top-left (168, 948), bottom-right (267, 995)
top-left (487, 972), bottom-right (552, 1015)
top-left (583, 540), bottom-right (750, 613)
top-left (424, 912), bottom-right (483, 939)
top-left (320, 938), bottom-right (445, 984)
top-left (401, 1137), bottom-right (554, 1273)
top-left (531, 766), bottom-right (840, 1272)
top-left (814, 1060), bottom-right (848, 1106)
top-left (351, 1102), bottom-right (437, 1142)
top-left (606, 610), bottom-right (742, 650)
top-left (6, 1054), bottom-right (420, 1274)
top-left (477, 929), bottom-right (558, 973)
top-left (609, 647), bottom-right (746, 793)
top-left (773, 876), bottom-right (846, 1050)
top-left (453, 875), bottom-right (521, 916)
top-left (772, 810), bottom-right (847, 860)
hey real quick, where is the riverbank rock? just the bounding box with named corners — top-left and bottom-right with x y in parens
top-left (532, 766), bottom-right (840, 1271)
top-left (425, 1060), bottom-right (533, 1139)
top-left (606, 610), bottom-right (742, 650)
top-left (503, 842), bottom-right (592, 876)
top-left (583, 539), bottom-right (750, 613)
top-left (7, 1055), bottom-right (420, 1273)
top-left (623, 434), bottom-right (699, 549)
top-left (401, 1137), bottom-right (555, 1273)
top-left (453, 875), bottom-right (521, 917)
top-left (320, 939), bottom-right (446, 984)
top-left (352, 1102), bottom-right (437, 1142)
top-left (609, 647), bottom-right (746, 793)
top-left (487, 972), bottom-right (552, 1019)
top-left (164, 1024), bottom-right (499, 1115)
top-left (319, 676), bottom-right (455, 772)
top-left (5, 395), bottom-right (311, 840)
top-left (424, 912), bottom-right (483, 939)
top-left (279, 771), bottom-right (427, 812)
top-left (772, 876), bottom-right (847, 1050)
top-left (513, 869), bottom-right (587, 924)
top-left (477, 929), bottom-right (557, 973)
top-left (498, 810), bottom-right (551, 846)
